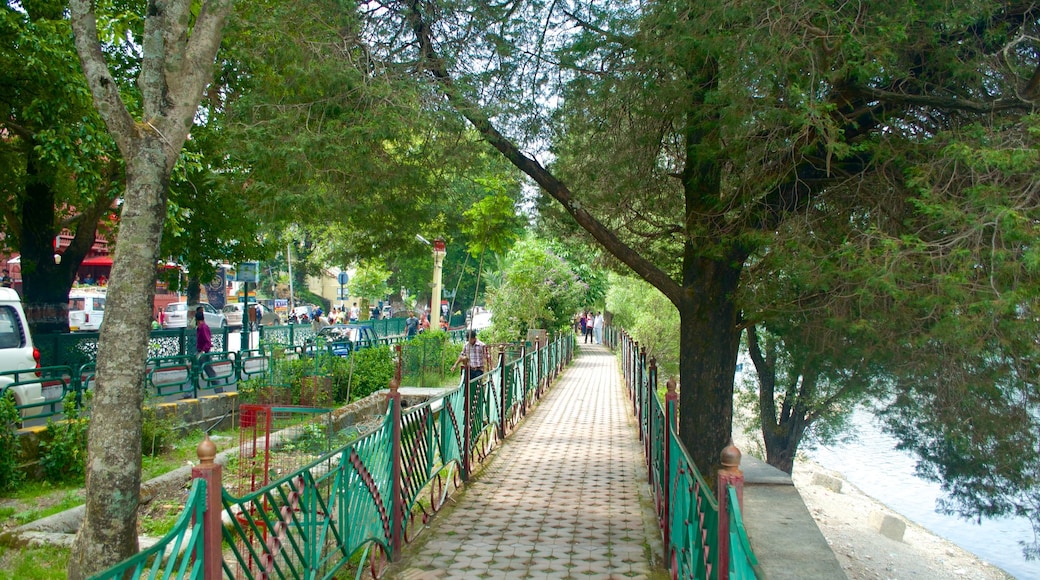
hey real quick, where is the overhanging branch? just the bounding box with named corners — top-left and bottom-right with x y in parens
top-left (405, 1), bottom-right (682, 305)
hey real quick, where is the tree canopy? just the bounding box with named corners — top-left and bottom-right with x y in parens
top-left (384, 0), bottom-right (1040, 535)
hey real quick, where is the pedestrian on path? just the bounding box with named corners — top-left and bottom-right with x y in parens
top-left (452, 329), bottom-right (488, 382)
top-left (593, 311), bottom-right (604, 344)
top-left (584, 311), bottom-right (594, 343)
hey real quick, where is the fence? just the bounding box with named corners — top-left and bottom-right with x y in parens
top-left (34, 319), bottom-right (419, 369)
top-left (90, 332), bottom-right (575, 580)
top-left (10, 323), bottom-right (466, 425)
top-left (613, 329), bottom-right (759, 580)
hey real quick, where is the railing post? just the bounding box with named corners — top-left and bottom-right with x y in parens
top-left (192, 436), bottom-right (223, 580)
top-left (717, 442), bottom-right (744, 580)
top-left (387, 377), bottom-right (404, 559)
top-left (463, 365), bottom-right (474, 480)
top-left (498, 349), bottom-right (507, 440)
top-left (646, 357), bottom-right (656, 483)
top-left (632, 341), bottom-right (640, 419)
top-left (395, 344), bottom-right (403, 384)
top-left (662, 378), bottom-right (678, 561)
top-left (519, 344), bottom-right (528, 413)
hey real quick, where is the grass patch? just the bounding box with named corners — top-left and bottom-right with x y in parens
top-left (11, 491), bottom-right (81, 526)
top-left (0, 545), bottom-right (70, 579)
top-left (0, 480), bottom-right (81, 506)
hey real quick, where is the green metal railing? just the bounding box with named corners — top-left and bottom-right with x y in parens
top-left (617, 329), bottom-right (759, 580)
top-left (90, 332), bottom-right (575, 580)
top-left (0, 365), bottom-right (76, 422)
top-left (86, 479), bottom-right (208, 580)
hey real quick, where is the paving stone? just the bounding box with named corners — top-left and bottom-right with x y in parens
top-left (386, 345), bottom-right (662, 579)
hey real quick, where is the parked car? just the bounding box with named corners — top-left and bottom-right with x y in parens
top-left (162, 302), bottom-right (227, 329)
top-left (0, 287), bottom-right (45, 414)
top-left (68, 289), bottom-right (106, 332)
top-left (304, 324), bottom-right (379, 357)
top-left (222, 302), bottom-right (271, 330)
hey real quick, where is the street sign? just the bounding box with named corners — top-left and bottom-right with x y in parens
top-left (337, 271), bottom-right (349, 285)
top-left (236, 261), bottom-right (259, 283)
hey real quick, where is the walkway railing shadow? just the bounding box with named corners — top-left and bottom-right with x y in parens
top-left (608, 327), bottom-right (760, 580)
top-left (88, 332), bottom-right (575, 580)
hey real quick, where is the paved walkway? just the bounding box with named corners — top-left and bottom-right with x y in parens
top-left (391, 343), bottom-right (662, 579)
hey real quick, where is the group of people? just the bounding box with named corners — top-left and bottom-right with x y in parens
top-left (404, 309), bottom-right (448, 338)
top-left (0, 269), bottom-right (12, 288)
top-left (73, 274), bottom-right (107, 287)
top-left (578, 311), bottom-right (604, 344)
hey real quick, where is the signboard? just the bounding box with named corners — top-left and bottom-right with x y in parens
top-left (337, 271), bottom-right (349, 286)
top-left (236, 261), bottom-right (259, 283)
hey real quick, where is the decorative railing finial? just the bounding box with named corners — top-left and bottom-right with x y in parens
top-left (197, 434), bottom-right (217, 466)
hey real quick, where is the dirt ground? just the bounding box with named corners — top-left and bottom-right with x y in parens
top-left (792, 459), bottom-right (1014, 580)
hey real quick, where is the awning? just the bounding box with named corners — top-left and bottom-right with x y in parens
top-left (6, 256), bottom-right (18, 265)
top-left (81, 256), bottom-right (113, 267)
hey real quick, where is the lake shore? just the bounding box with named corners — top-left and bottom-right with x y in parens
top-left (790, 458), bottom-right (1015, 580)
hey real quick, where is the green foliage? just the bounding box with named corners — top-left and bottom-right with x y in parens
top-left (400, 331), bottom-right (461, 387)
top-left (38, 394), bottom-right (89, 484)
top-left (486, 236), bottom-right (586, 341)
top-left (347, 261), bottom-right (392, 305)
top-left (140, 407), bottom-right (175, 458)
top-left (347, 346), bottom-right (396, 401)
top-left (0, 394), bottom-right (24, 493)
top-left (460, 192), bottom-right (524, 258)
top-left (605, 273), bottom-right (680, 380)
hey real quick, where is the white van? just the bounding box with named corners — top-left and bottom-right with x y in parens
top-left (0, 287), bottom-right (44, 414)
top-left (69, 289), bottom-right (106, 332)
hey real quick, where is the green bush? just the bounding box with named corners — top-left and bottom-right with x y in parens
top-left (141, 406), bottom-right (175, 457)
top-left (39, 394), bottom-right (90, 484)
top-left (345, 346), bottom-right (395, 401)
top-left (0, 393), bottom-right (23, 492)
top-left (239, 348), bottom-right (397, 405)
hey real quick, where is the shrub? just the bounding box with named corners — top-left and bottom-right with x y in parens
top-left (39, 393), bottom-right (90, 484)
top-left (345, 346), bottom-right (395, 401)
top-left (0, 393), bottom-right (23, 492)
top-left (141, 406), bottom-right (175, 457)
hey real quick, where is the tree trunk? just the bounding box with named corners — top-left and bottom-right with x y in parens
top-left (676, 253), bottom-right (745, 484)
top-left (747, 324), bottom-right (811, 474)
top-left (186, 276), bottom-right (202, 305)
top-left (20, 155), bottom-right (74, 335)
top-left (67, 147), bottom-right (167, 579)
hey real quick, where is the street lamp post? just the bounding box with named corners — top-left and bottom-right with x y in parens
top-left (431, 239), bottom-right (446, 332)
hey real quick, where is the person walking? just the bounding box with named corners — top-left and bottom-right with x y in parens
top-left (405, 311), bottom-right (419, 338)
top-left (579, 312), bottom-right (589, 342)
top-left (584, 311), bottom-right (594, 343)
top-left (452, 330), bottom-right (489, 383)
top-left (593, 311), bottom-right (604, 345)
top-left (195, 307), bottom-right (217, 383)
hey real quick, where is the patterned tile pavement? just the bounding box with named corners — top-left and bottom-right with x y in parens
top-left (390, 343), bottom-right (663, 579)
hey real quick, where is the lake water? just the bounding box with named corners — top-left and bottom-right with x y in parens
top-left (808, 411), bottom-right (1040, 579)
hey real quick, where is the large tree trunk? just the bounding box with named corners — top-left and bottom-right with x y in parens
top-left (20, 155), bottom-right (72, 335)
top-left (67, 148), bottom-right (167, 578)
top-left (677, 254), bottom-right (745, 482)
top-left (67, 1), bottom-right (232, 575)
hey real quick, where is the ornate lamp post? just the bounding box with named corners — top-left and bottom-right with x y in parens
top-left (431, 238), bottom-right (446, 332)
